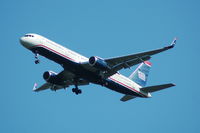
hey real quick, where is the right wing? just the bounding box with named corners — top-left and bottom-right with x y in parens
top-left (33, 70), bottom-right (89, 92)
top-left (33, 82), bottom-right (68, 92)
top-left (33, 83), bottom-right (51, 92)
top-left (33, 79), bottom-right (89, 92)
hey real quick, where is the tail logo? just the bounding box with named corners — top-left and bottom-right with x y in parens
top-left (138, 71), bottom-right (146, 81)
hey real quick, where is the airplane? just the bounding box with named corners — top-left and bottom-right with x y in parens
top-left (20, 33), bottom-right (176, 101)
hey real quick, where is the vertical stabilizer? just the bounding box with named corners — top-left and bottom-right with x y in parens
top-left (129, 61), bottom-right (152, 87)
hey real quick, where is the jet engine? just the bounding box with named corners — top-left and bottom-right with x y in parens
top-left (89, 56), bottom-right (110, 71)
top-left (43, 71), bottom-right (59, 84)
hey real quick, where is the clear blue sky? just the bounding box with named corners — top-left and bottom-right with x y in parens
top-left (1, 0), bottom-right (199, 133)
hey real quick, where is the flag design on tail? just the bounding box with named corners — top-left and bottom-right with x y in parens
top-left (129, 61), bottom-right (152, 87)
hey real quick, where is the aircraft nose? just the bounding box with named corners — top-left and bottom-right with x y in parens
top-left (20, 36), bottom-right (25, 44)
top-left (19, 36), bottom-right (35, 49)
top-left (20, 36), bottom-right (29, 48)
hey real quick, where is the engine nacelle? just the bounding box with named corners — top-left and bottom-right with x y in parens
top-left (43, 71), bottom-right (58, 84)
top-left (89, 56), bottom-right (110, 71)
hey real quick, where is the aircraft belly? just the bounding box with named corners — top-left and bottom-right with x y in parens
top-left (31, 47), bottom-right (72, 65)
top-left (105, 79), bottom-right (142, 97)
top-left (31, 47), bottom-right (144, 97)
top-left (31, 47), bottom-right (102, 83)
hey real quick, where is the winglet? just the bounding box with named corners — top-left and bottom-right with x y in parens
top-left (167, 37), bottom-right (177, 49)
top-left (33, 83), bottom-right (38, 91)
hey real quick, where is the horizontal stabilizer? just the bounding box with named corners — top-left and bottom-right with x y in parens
top-left (120, 95), bottom-right (136, 102)
top-left (140, 83), bottom-right (175, 93)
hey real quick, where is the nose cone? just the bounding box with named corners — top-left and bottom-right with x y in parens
top-left (20, 36), bottom-right (26, 44)
top-left (19, 36), bottom-right (36, 49)
top-left (20, 36), bottom-right (30, 49)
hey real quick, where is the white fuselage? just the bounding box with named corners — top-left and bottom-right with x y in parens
top-left (20, 33), bottom-right (150, 97)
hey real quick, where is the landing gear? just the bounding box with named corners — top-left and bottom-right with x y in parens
top-left (72, 85), bottom-right (82, 95)
top-left (35, 60), bottom-right (40, 64)
top-left (34, 53), bottom-right (40, 64)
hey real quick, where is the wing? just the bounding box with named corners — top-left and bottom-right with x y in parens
top-left (56, 70), bottom-right (89, 86)
top-left (103, 38), bottom-right (176, 77)
top-left (33, 82), bottom-right (51, 92)
top-left (33, 82), bottom-right (65, 92)
top-left (105, 39), bottom-right (176, 70)
top-left (81, 38), bottom-right (176, 78)
top-left (33, 70), bottom-right (89, 92)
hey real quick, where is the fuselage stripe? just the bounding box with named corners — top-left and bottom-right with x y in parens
top-left (36, 44), bottom-right (78, 63)
top-left (109, 77), bottom-right (147, 97)
top-left (32, 44), bottom-right (147, 97)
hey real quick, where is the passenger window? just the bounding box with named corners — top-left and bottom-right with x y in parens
top-left (24, 35), bottom-right (34, 37)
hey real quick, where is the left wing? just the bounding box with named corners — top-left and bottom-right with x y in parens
top-left (106, 38), bottom-right (176, 70)
top-left (103, 38), bottom-right (176, 77)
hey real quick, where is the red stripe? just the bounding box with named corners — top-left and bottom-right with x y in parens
top-left (109, 77), bottom-right (147, 97)
top-left (32, 44), bottom-right (147, 97)
top-left (144, 61), bottom-right (152, 66)
top-left (35, 44), bottom-right (77, 62)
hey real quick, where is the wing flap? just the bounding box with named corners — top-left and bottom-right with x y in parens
top-left (140, 83), bottom-right (175, 93)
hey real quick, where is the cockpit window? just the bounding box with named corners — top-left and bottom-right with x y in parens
top-left (24, 35), bottom-right (34, 37)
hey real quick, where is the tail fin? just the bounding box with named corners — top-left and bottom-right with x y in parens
top-left (129, 61), bottom-right (152, 87)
